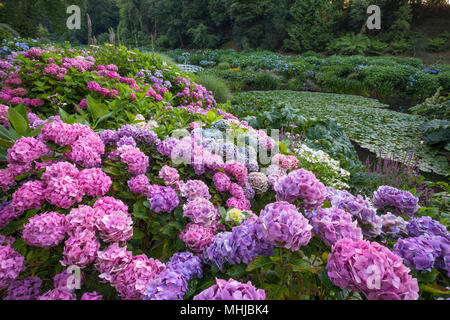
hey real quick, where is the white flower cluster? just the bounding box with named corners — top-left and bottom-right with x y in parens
top-left (292, 144), bottom-right (350, 189)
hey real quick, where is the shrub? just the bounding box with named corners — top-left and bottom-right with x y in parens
top-left (426, 37), bottom-right (447, 52)
top-left (287, 77), bottom-right (305, 91)
top-left (217, 62), bottom-right (230, 70)
top-left (194, 73), bottom-right (232, 103)
top-left (389, 39), bottom-right (412, 54)
top-left (0, 23), bottom-right (20, 41)
top-left (253, 71), bottom-right (281, 90)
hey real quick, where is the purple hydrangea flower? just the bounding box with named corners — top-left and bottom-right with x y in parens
top-left (193, 278), bottom-right (265, 300)
top-left (407, 216), bottom-right (449, 238)
top-left (372, 186), bottom-right (420, 217)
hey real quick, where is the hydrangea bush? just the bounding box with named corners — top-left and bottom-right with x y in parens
top-left (0, 44), bottom-right (448, 301)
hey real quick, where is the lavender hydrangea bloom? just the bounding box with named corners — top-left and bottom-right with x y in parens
top-left (157, 138), bottom-right (178, 157)
top-left (3, 276), bottom-right (42, 300)
top-left (166, 252), bottom-right (203, 280)
top-left (144, 270), bottom-right (188, 300)
top-left (136, 129), bottom-right (160, 146)
top-left (331, 193), bottom-right (383, 239)
top-left (230, 217), bottom-right (273, 264)
top-left (118, 124), bottom-right (139, 139)
top-left (434, 236), bottom-right (450, 277)
top-left (372, 186), bottom-right (420, 217)
top-left (407, 216), bottom-right (449, 238)
top-left (38, 288), bottom-right (76, 300)
top-left (393, 235), bottom-right (441, 271)
top-left (148, 186), bottom-right (179, 213)
top-left (254, 201), bottom-right (312, 251)
top-left (310, 207), bottom-right (363, 246)
top-left (193, 278), bottom-right (265, 300)
top-left (274, 169), bottom-right (326, 210)
top-left (100, 129), bottom-right (119, 145)
top-left (204, 232), bottom-right (234, 270)
top-left (380, 213), bottom-right (408, 239)
top-left (117, 136), bottom-right (136, 148)
top-left (183, 198), bottom-right (219, 227)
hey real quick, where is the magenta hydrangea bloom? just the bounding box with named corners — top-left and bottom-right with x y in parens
top-left (230, 183), bottom-right (245, 199)
top-left (95, 243), bottom-right (132, 282)
top-left (0, 202), bottom-right (20, 229)
top-left (118, 145), bottom-right (149, 175)
top-left (213, 172), bottom-right (231, 192)
top-left (223, 161), bottom-right (248, 186)
top-left (3, 276), bottom-right (42, 300)
top-left (38, 288), bottom-right (76, 300)
top-left (53, 269), bottom-right (85, 291)
top-left (372, 186), bottom-right (420, 217)
top-left (393, 235), bottom-right (442, 271)
top-left (226, 196), bottom-right (251, 211)
top-left (96, 210), bottom-right (133, 243)
top-left (180, 223), bottom-right (215, 253)
top-left (41, 161), bottom-right (79, 180)
top-left (274, 169), bottom-right (326, 210)
top-left (111, 254), bottom-right (165, 300)
top-left (183, 198), bottom-right (219, 227)
top-left (44, 173), bottom-right (83, 209)
top-left (128, 174), bottom-right (150, 195)
top-left (66, 205), bottom-right (104, 236)
top-left (158, 165), bottom-right (180, 186)
top-left (180, 179), bottom-right (211, 201)
top-left (7, 137), bottom-right (49, 165)
top-left (272, 154), bottom-right (298, 171)
top-left (65, 135), bottom-right (104, 168)
top-left (0, 169), bottom-right (16, 191)
top-left (148, 185), bottom-right (179, 213)
top-left (81, 292), bottom-right (103, 300)
top-left (94, 196), bottom-right (129, 215)
top-left (12, 180), bottom-right (45, 213)
top-left (22, 211), bottom-right (67, 247)
top-left (60, 230), bottom-right (100, 269)
top-left (255, 201), bottom-right (312, 251)
top-left (78, 168), bottom-right (112, 196)
top-left (0, 244), bottom-right (25, 290)
top-left (310, 207), bottom-right (363, 247)
top-left (40, 121), bottom-right (78, 146)
top-left (327, 238), bottom-right (419, 300)
top-left (193, 278), bottom-right (265, 300)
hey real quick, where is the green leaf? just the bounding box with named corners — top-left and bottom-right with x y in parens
top-left (247, 255), bottom-right (273, 272)
top-left (8, 106), bottom-right (28, 137)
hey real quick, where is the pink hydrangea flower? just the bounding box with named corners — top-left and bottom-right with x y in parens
top-left (118, 145), bottom-right (149, 175)
top-left (61, 230), bottom-right (100, 269)
top-left (127, 174), bottom-right (150, 195)
top-left (12, 180), bottom-right (45, 213)
top-left (183, 198), bottom-right (219, 227)
top-left (78, 168), bottom-right (112, 196)
top-left (66, 205), bottom-right (104, 236)
top-left (213, 172), bottom-right (231, 192)
top-left (95, 243), bottom-right (132, 282)
top-left (179, 223), bottom-right (215, 253)
top-left (111, 254), bottom-right (165, 300)
top-left (22, 212), bottom-right (67, 247)
top-left (180, 180), bottom-right (211, 201)
top-left (94, 197), bottom-right (129, 215)
top-left (0, 244), bottom-right (25, 290)
top-left (7, 137), bottom-right (50, 165)
top-left (158, 165), bottom-right (180, 186)
top-left (327, 238), bottom-right (419, 300)
top-left (96, 210), bottom-right (133, 243)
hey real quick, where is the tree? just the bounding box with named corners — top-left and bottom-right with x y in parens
top-left (284, 0), bottom-right (340, 52)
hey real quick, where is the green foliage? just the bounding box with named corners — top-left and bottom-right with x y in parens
top-left (0, 23), bottom-right (19, 40)
top-left (253, 71), bottom-right (281, 90)
top-left (426, 37), bottom-right (447, 52)
top-left (230, 91), bottom-right (449, 176)
top-left (410, 88), bottom-right (450, 120)
top-left (284, 0), bottom-right (339, 52)
top-left (193, 72), bottom-right (232, 103)
top-left (420, 119), bottom-right (450, 150)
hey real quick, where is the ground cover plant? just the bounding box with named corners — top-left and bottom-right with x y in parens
top-left (0, 41), bottom-right (448, 301)
top-left (229, 91), bottom-right (449, 177)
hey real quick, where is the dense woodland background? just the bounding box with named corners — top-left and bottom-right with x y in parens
top-left (0, 1), bottom-right (449, 57)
